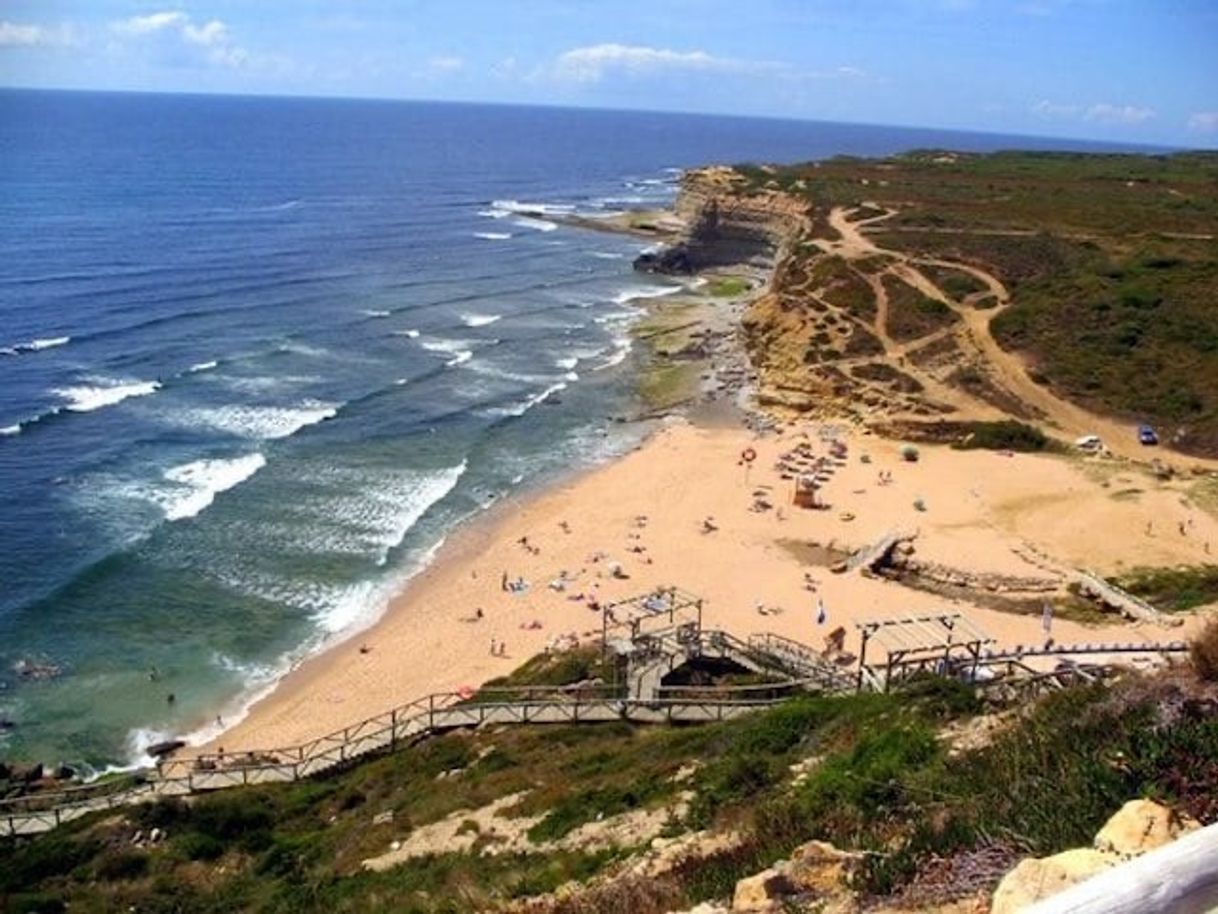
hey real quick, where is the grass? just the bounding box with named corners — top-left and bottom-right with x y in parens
top-left (1109, 564), bottom-right (1218, 612)
top-left (5, 640), bottom-right (1217, 913)
top-left (706, 276), bottom-right (750, 297)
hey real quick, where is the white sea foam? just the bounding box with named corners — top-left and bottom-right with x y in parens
top-left (473, 231), bottom-right (512, 240)
top-left (7, 335), bottom-right (71, 354)
top-left (392, 328), bottom-right (421, 338)
top-left (489, 381), bottom-right (567, 418)
top-left (445, 350), bottom-right (473, 368)
top-left (175, 400), bottom-right (338, 440)
top-left (276, 341), bottom-right (330, 358)
top-left (593, 310), bottom-right (641, 325)
top-left (187, 360), bottom-right (218, 373)
top-left (613, 285), bottom-right (681, 305)
top-left (491, 199), bottom-right (576, 216)
top-left (460, 312), bottom-right (502, 327)
top-left (361, 309), bottom-right (391, 318)
top-left (555, 356), bottom-right (579, 370)
top-left (54, 378), bottom-right (161, 413)
top-left (595, 338), bottom-right (633, 371)
top-left (591, 251), bottom-right (627, 260)
top-left (513, 216), bottom-right (559, 232)
top-left (156, 453), bottom-right (267, 521)
top-left (0, 424), bottom-right (20, 436)
top-left (419, 336), bottom-right (475, 355)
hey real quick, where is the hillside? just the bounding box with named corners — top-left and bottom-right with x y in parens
top-left (672, 151), bottom-right (1218, 457)
top-left (3, 645), bottom-right (1216, 913)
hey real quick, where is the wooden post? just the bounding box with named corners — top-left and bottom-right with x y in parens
top-left (856, 627), bottom-right (870, 692)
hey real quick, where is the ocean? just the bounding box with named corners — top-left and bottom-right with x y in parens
top-left (0, 89), bottom-right (1140, 769)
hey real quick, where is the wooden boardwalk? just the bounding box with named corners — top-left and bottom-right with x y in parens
top-left (1, 632), bottom-right (1190, 839)
top-left (0, 689), bottom-right (806, 838)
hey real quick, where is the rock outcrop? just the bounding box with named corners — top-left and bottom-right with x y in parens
top-left (990, 799), bottom-right (1201, 913)
top-left (729, 839), bottom-right (864, 913)
top-left (634, 167), bottom-right (807, 275)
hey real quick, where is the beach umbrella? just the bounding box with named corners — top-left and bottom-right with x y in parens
top-left (816, 597), bottom-right (827, 626)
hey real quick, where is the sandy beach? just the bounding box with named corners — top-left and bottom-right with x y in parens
top-left (204, 418), bottom-right (1213, 754)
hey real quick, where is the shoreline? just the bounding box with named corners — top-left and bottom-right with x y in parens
top-left (174, 194), bottom-right (1214, 761)
top-left (198, 415), bottom-right (1210, 756)
top-left (184, 258), bottom-right (754, 757)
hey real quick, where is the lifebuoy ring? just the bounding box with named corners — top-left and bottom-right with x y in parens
top-left (741, 447), bottom-right (757, 463)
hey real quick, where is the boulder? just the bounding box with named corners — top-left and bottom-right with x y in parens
top-left (786, 839), bottom-right (865, 896)
top-left (731, 867), bottom-right (796, 911)
top-left (9, 762), bottom-right (43, 783)
top-left (1093, 798), bottom-right (1201, 859)
top-left (991, 849), bottom-right (1116, 914)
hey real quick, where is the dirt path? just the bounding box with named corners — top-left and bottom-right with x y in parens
top-left (823, 206), bottom-right (1217, 468)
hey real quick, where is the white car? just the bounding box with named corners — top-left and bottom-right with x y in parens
top-left (1075, 434), bottom-right (1103, 452)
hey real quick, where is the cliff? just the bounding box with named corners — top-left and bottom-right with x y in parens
top-left (634, 167), bottom-right (808, 274)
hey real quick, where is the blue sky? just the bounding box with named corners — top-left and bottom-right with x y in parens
top-left (2, 1), bottom-right (1215, 146)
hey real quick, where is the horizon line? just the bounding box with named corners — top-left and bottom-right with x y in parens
top-left (0, 84), bottom-right (1193, 155)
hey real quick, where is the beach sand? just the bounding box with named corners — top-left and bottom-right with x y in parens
top-left (203, 420), bottom-right (1213, 754)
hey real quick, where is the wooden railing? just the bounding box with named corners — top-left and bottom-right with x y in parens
top-left (2, 638), bottom-right (1191, 838)
top-left (0, 686), bottom-right (793, 838)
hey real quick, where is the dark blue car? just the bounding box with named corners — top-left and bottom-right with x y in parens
top-left (1138, 425), bottom-right (1158, 445)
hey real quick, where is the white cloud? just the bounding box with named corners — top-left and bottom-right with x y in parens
top-left (1032, 99), bottom-right (1155, 127)
top-left (428, 55), bottom-right (464, 73)
top-left (1031, 99), bottom-right (1080, 118)
top-left (0, 21), bottom-right (46, 46)
top-left (112, 11), bottom-right (189, 37)
top-left (1084, 103), bottom-right (1155, 125)
top-left (183, 20), bottom-right (229, 48)
top-left (0, 20), bottom-right (77, 48)
top-left (110, 10), bottom-right (249, 69)
top-left (552, 43), bottom-right (783, 83)
top-left (545, 43), bottom-right (866, 88)
top-left (1187, 112), bottom-right (1218, 132)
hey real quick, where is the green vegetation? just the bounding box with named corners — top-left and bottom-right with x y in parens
top-left (705, 276), bottom-right (750, 297)
top-left (951, 419), bottom-right (1050, 452)
top-left (881, 275), bottom-right (957, 342)
top-left (920, 264), bottom-right (989, 301)
top-left (5, 661), bottom-right (1215, 913)
top-left (1110, 564), bottom-right (1218, 612)
top-left (814, 256), bottom-right (877, 320)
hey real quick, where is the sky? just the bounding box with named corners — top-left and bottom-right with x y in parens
top-left (1, 1), bottom-right (1215, 146)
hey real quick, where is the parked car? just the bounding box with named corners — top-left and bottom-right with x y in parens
top-left (1138, 424), bottom-right (1159, 446)
top-left (1075, 434), bottom-right (1103, 452)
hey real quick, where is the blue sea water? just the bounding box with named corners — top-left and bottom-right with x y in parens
top-left (0, 90), bottom-right (1142, 768)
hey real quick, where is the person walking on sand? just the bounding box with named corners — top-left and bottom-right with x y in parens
top-left (489, 637), bottom-right (497, 656)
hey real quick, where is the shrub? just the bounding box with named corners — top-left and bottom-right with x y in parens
top-left (176, 832), bottom-right (225, 862)
top-left (95, 850), bottom-right (149, 880)
top-left (1191, 617), bottom-right (1218, 681)
top-left (953, 420), bottom-right (1049, 452)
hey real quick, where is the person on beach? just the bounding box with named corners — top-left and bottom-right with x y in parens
top-left (501, 571), bottom-right (508, 591)
top-left (489, 638), bottom-right (497, 655)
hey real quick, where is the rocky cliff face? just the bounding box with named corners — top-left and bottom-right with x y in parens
top-left (634, 167), bottom-right (808, 275)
